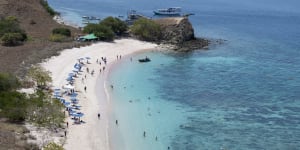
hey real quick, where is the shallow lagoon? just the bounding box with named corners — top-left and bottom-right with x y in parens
top-left (48, 0), bottom-right (300, 149)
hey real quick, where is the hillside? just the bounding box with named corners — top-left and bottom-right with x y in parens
top-left (0, 0), bottom-right (84, 75)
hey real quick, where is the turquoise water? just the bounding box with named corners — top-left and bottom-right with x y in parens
top-left (48, 0), bottom-right (300, 149)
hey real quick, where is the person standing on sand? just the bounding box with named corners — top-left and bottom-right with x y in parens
top-left (98, 113), bottom-right (100, 119)
top-left (84, 86), bottom-right (87, 92)
top-left (116, 120), bottom-right (118, 125)
top-left (66, 122), bottom-right (69, 128)
top-left (64, 130), bottom-right (67, 137)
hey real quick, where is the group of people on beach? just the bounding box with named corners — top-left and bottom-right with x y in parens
top-left (61, 54), bottom-right (172, 149)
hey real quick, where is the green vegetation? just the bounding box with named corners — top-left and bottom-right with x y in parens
top-left (28, 65), bottom-right (52, 88)
top-left (49, 34), bottom-right (69, 42)
top-left (40, 0), bottom-right (57, 16)
top-left (0, 91), bottom-right (27, 121)
top-left (131, 18), bottom-right (162, 41)
top-left (100, 17), bottom-right (128, 35)
top-left (52, 28), bottom-right (71, 37)
top-left (82, 16), bottom-right (128, 41)
top-left (0, 67), bottom-right (64, 127)
top-left (43, 142), bottom-right (64, 150)
top-left (0, 16), bottom-right (27, 46)
top-left (0, 73), bottom-right (20, 92)
top-left (83, 23), bottom-right (114, 41)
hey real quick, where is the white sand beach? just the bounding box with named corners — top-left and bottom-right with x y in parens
top-left (41, 39), bottom-right (157, 150)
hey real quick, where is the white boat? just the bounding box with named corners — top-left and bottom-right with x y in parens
top-left (153, 7), bottom-right (181, 16)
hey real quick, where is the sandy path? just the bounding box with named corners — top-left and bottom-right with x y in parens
top-left (41, 39), bottom-right (157, 150)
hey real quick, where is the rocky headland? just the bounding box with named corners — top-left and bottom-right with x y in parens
top-left (154, 17), bottom-right (210, 52)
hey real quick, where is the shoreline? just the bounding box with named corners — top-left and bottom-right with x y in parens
top-left (103, 48), bottom-right (160, 149)
top-left (41, 39), bottom-right (158, 150)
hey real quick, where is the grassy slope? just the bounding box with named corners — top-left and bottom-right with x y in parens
top-left (0, 0), bottom-right (85, 75)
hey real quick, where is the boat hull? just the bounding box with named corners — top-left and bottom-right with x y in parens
top-left (153, 11), bottom-right (181, 16)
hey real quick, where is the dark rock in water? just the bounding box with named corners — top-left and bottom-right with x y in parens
top-left (174, 38), bottom-right (210, 52)
top-left (154, 17), bottom-right (215, 51)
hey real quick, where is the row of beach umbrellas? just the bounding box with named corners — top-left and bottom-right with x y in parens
top-left (52, 57), bottom-right (93, 122)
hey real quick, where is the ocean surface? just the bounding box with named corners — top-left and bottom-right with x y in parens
top-left (48, 0), bottom-right (300, 149)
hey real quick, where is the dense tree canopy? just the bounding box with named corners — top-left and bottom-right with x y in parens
top-left (130, 18), bottom-right (162, 42)
top-left (100, 17), bottom-right (128, 35)
top-left (83, 23), bottom-right (115, 41)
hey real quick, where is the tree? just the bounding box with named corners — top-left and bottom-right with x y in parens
top-left (83, 23), bottom-right (114, 41)
top-left (0, 73), bottom-right (20, 92)
top-left (28, 65), bottom-right (52, 88)
top-left (131, 18), bottom-right (162, 41)
top-left (100, 17), bottom-right (128, 35)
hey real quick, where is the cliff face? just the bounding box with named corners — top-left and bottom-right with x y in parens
top-left (154, 17), bottom-right (209, 51)
top-left (154, 17), bottom-right (195, 44)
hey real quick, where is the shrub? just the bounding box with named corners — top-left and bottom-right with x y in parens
top-left (28, 65), bottom-right (52, 87)
top-left (40, 0), bottom-right (57, 16)
top-left (0, 91), bottom-right (27, 121)
top-left (100, 17), bottom-right (128, 35)
top-left (0, 73), bottom-right (20, 92)
top-left (52, 28), bottom-right (71, 37)
top-left (83, 23), bottom-right (114, 41)
top-left (0, 16), bottom-right (27, 46)
top-left (131, 18), bottom-right (162, 41)
top-left (1, 32), bottom-right (25, 46)
top-left (49, 34), bottom-right (68, 42)
top-left (43, 142), bottom-right (64, 150)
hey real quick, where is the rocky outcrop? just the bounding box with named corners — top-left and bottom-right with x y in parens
top-left (154, 17), bottom-right (195, 44)
top-left (154, 17), bottom-right (209, 51)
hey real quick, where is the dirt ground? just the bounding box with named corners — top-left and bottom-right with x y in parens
top-left (0, 0), bottom-right (87, 76)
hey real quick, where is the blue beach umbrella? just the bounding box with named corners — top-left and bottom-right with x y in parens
top-left (74, 63), bottom-right (81, 69)
top-left (70, 97), bottom-right (77, 101)
top-left (60, 98), bottom-right (65, 103)
top-left (73, 112), bottom-right (84, 118)
top-left (69, 93), bottom-right (78, 97)
top-left (72, 69), bottom-right (79, 73)
top-left (68, 73), bottom-right (74, 77)
top-left (66, 76), bottom-right (73, 81)
top-left (63, 102), bottom-right (70, 107)
top-left (85, 57), bottom-right (91, 59)
top-left (54, 88), bottom-right (60, 91)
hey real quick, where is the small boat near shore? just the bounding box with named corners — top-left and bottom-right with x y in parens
top-left (138, 57), bottom-right (151, 63)
top-left (82, 16), bottom-right (101, 20)
top-left (153, 7), bottom-right (181, 16)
